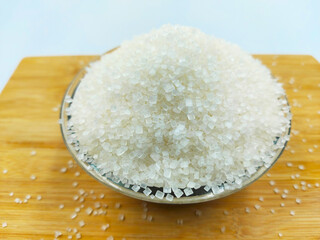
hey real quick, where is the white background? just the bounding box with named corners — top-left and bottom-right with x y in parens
top-left (0, 0), bottom-right (319, 92)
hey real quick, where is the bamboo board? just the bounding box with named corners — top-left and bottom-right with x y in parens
top-left (0, 54), bottom-right (319, 240)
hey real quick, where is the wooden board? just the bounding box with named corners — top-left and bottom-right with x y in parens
top-left (0, 54), bottom-right (320, 240)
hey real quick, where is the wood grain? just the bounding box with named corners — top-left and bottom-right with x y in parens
top-left (0, 54), bottom-right (320, 240)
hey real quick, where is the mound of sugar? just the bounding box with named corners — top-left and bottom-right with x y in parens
top-left (69, 24), bottom-right (291, 189)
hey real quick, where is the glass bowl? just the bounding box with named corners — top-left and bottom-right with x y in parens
top-left (60, 52), bottom-right (291, 204)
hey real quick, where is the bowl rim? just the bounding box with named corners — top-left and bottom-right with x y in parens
top-left (60, 50), bottom-right (291, 204)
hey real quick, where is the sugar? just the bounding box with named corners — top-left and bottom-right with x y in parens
top-left (68, 24), bottom-right (291, 193)
top-left (273, 188), bottom-right (280, 194)
top-left (78, 221), bottom-right (85, 227)
top-left (118, 214), bottom-right (125, 221)
top-left (60, 167), bottom-right (67, 173)
top-left (30, 150), bottom-right (37, 156)
top-left (183, 188), bottom-right (193, 196)
top-left (143, 187), bottom-right (152, 196)
top-left (2, 222), bottom-right (7, 228)
top-left (245, 207), bottom-right (250, 213)
top-left (3, 169), bottom-right (7, 174)
top-left (173, 188), bottom-right (184, 198)
top-left (30, 175), bottom-right (37, 180)
top-left (101, 224), bottom-right (110, 231)
top-left (290, 210), bottom-right (295, 216)
top-left (54, 231), bottom-right (62, 238)
top-left (155, 190), bottom-right (165, 199)
top-left (85, 207), bottom-right (93, 215)
top-left (165, 194), bottom-right (174, 201)
top-left (220, 226), bottom-right (226, 233)
top-left (254, 204), bottom-right (261, 210)
top-left (59, 204), bottom-right (64, 209)
top-left (259, 196), bottom-right (264, 202)
top-left (195, 209), bottom-right (202, 216)
top-left (270, 209), bottom-right (275, 214)
top-left (296, 198), bottom-right (301, 204)
top-left (269, 180), bottom-right (276, 186)
top-left (286, 162), bottom-right (293, 167)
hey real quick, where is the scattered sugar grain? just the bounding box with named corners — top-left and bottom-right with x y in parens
top-left (298, 165), bottom-right (305, 170)
top-left (283, 189), bottom-right (289, 194)
top-left (147, 215), bottom-right (153, 222)
top-left (281, 194), bottom-right (287, 199)
top-left (101, 224), bottom-right (110, 231)
top-left (30, 150), bottom-right (37, 156)
top-left (54, 231), bottom-right (62, 238)
top-left (286, 162), bottom-right (293, 167)
top-left (118, 214), bottom-right (125, 221)
top-left (72, 182), bottom-right (78, 187)
top-left (71, 213), bottom-right (77, 219)
top-left (3, 169), bottom-right (7, 174)
top-left (223, 210), bottom-right (229, 215)
top-left (280, 203), bottom-right (285, 207)
top-left (307, 183), bottom-right (312, 188)
top-left (293, 184), bottom-right (299, 190)
top-left (9, 192), bottom-right (14, 197)
top-left (273, 188), bottom-right (280, 194)
top-left (100, 193), bottom-right (105, 199)
top-left (301, 186), bottom-right (307, 191)
top-left (30, 175), bottom-right (37, 180)
top-left (78, 221), bottom-right (85, 227)
top-left (269, 180), bottom-right (276, 186)
top-left (278, 232), bottom-right (283, 238)
top-left (177, 219), bottom-right (184, 225)
top-left (289, 78), bottom-right (295, 84)
top-left (115, 203), bottom-right (121, 209)
top-left (106, 236), bottom-right (114, 240)
top-left (254, 204), bottom-right (261, 210)
top-left (73, 195), bottom-right (79, 201)
top-left (25, 194), bottom-right (31, 200)
top-left (75, 233), bottom-right (81, 239)
top-left (75, 172), bottom-right (80, 177)
top-left (315, 183), bottom-right (319, 188)
top-left (59, 204), bottom-right (64, 209)
top-left (2, 222), bottom-right (7, 228)
top-left (259, 196), bottom-right (264, 202)
top-left (270, 209), bottom-right (275, 214)
top-left (75, 207), bottom-right (81, 213)
top-left (60, 167), bottom-right (67, 173)
top-left (296, 198), bottom-right (301, 204)
top-left (195, 209), bottom-right (202, 216)
top-left (220, 226), bottom-right (226, 233)
top-left (308, 148), bottom-right (313, 153)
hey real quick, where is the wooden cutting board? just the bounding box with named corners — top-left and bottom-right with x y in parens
top-left (0, 55), bottom-right (319, 240)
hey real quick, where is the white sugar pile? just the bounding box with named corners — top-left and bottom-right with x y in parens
top-left (69, 24), bottom-right (290, 191)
